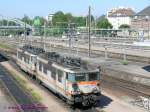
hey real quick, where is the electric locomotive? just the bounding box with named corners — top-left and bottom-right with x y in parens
top-left (16, 45), bottom-right (101, 106)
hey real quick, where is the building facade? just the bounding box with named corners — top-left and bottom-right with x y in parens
top-left (107, 7), bottom-right (135, 29)
top-left (131, 6), bottom-right (150, 38)
top-left (131, 6), bottom-right (150, 30)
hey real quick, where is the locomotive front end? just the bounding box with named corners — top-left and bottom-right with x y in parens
top-left (66, 71), bottom-right (101, 106)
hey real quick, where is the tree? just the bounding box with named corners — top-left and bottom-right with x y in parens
top-left (21, 15), bottom-right (33, 25)
top-left (33, 16), bottom-right (41, 26)
top-left (119, 24), bottom-right (130, 29)
top-left (97, 18), bottom-right (112, 29)
top-left (73, 16), bottom-right (86, 26)
top-left (52, 11), bottom-right (67, 26)
top-left (65, 13), bottom-right (73, 22)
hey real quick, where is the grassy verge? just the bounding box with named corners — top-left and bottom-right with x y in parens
top-left (0, 42), bottom-right (12, 50)
top-left (11, 73), bottom-right (42, 102)
top-left (121, 60), bottom-right (129, 65)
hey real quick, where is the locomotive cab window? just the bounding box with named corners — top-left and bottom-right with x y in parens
top-left (88, 72), bottom-right (100, 81)
top-left (75, 74), bottom-right (86, 82)
top-left (66, 73), bottom-right (86, 82)
top-left (66, 73), bottom-right (75, 82)
top-left (67, 72), bottom-right (100, 82)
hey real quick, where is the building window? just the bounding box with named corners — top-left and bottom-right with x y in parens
top-left (58, 70), bottom-right (63, 83)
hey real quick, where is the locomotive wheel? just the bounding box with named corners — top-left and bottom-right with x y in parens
top-left (36, 78), bottom-right (42, 85)
top-left (67, 99), bottom-right (74, 105)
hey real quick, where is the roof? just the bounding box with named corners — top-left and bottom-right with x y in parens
top-left (21, 45), bottom-right (45, 55)
top-left (108, 8), bottom-right (135, 17)
top-left (137, 6), bottom-right (150, 16)
top-left (20, 45), bottom-right (99, 73)
top-left (39, 52), bottom-right (98, 73)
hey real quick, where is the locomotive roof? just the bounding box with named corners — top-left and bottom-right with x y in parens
top-left (38, 52), bottom-right (99, 73)
top-left (20, 45), bottom-right (45, 55)
top-left (19, 45), bottom-right (99, 73)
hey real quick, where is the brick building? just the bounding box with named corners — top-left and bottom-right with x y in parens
top-left (131, 6), bottom-right (150, 30)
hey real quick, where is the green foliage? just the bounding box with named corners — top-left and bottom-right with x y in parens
top-left (73, 16), bottom-right (86, 26)
top-left (0, 20), bottom-right (17, 26)
top-left (22, 15), bottom-right (33, 25)
top-left (0, 42), bottom-right (12, 50)
top-left (52, 11), bottom-right (68, 27)
top-left (52, 11), bottom-right (90, 27)
top-left (121, 60), bottom-right (129, 65)
top-left (119, 24), bottom-right (130, 29)
top-left (97, 18), bottom-right (112, 29)
top-left (31, 91), bottom-right (42, 102)
top-left (33, 16), bottom-right (41, 26)
top-left (12, 73), bottom-right (42, 102)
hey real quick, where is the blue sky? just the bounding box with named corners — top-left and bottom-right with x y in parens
top-left (0, 0), bottom-right (150, 18)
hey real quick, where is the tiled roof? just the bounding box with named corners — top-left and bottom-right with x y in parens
top-left (137, 6), bottom-right (150, 16)
top-left (108, 8), bottom-right (135, 17)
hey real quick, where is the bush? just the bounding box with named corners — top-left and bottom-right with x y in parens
top-left (121, 60), bottom-right (129, 65)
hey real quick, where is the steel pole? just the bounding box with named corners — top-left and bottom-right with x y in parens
top-left (88, 6), bottom-right (91, 57)
top-left (148, 18), bottom-right (150, 39)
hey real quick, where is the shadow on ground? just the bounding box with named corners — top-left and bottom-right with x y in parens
top-left (71, 94), bottom-right (113, 111)
top-left (142, 65), bottom-right (150, 72)
top-left (0, 53), bottom-right (8, 62)
top-left (96, 94), bottom-right (113, 108)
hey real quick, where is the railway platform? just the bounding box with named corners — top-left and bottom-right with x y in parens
top-left (85, 56), bottom-right (150, 87)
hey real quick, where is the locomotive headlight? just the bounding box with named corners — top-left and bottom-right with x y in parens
top-left (97, 83), bottom-right (100, 87)
top-left (72, 83), bottom-right (81, 95)
top-left (93, 87), bottom-right (99, 93)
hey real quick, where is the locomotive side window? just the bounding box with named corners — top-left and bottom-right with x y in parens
top-left (31, 56), bottom-right (37, 63)
top-left (43, 67), bottom-right (47, 74)
top-left (24, 55), bottom-right (30, 64)
top-left (17, 51), bottom-right (22, 60)
top-left (39, 61), bottom-right (42, 72)
top-left (51, 67), bottom-right (56, 80)
top-left (58, 70), bottom-right (63, 83)
top-left (36, 61), bottom-right (39, 70)
top-left (43, 64), bottom-right (48, 75)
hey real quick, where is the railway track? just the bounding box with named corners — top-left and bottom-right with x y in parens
top-left (8, 52), bottom-right (150, 112)
top-left (101, 75), bottom-right (150, 98)
top-left (0, 41), bottom-right (150, 111)
top-left (1, 42), bottom-right (150, 99)
top-left (0, 37), bottom-right (150, 64)
top-left (0, 54), bottom-right (48, 112)
top-left (8, 54), bottom-right (102, 112)
top-left (2, 37), bottom-right (150, 51)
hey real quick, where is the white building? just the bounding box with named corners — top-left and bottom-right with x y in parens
top-left (48, 14), bottom-right (54, 22)
top-left (107, 7), bottom-right (135, 29)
